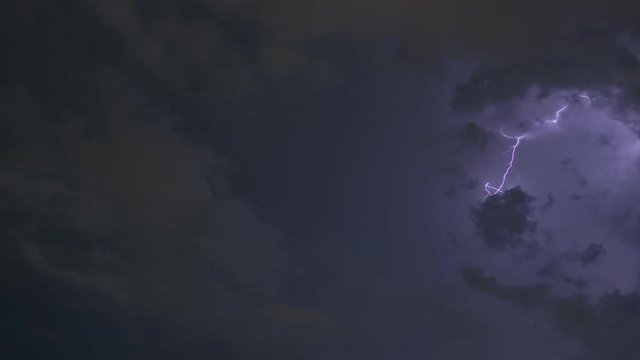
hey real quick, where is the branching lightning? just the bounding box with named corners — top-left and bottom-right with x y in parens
top-left (484, 132), bottom-right (525, 195)
top-left (483, 97), bottom-right (589, 196)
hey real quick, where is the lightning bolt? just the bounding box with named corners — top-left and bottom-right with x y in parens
top-left (545, 103), bottom-right (568, 125)
top-left (484, 101), bottom-right (575, 196)
top-left (484, 132), bottom-right (525, 195)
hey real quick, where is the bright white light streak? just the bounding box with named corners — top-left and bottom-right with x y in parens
top-left (484, 132), bottom-right (526, 195)
top-left (545, 104), bottom-right (569, 124)
top-left (484, 100), bottom-right (578, 196)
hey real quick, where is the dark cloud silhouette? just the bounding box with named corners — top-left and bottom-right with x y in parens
top-left (5, 0), bottom-right (640, 359)
top-left (471, 187), bottom-right (538, 250)
top-left (462, 268), bottom-right (551, 309)
top-left (535, 243), bottom-right (606, 290)
top-left (579, 243), bottom-right (607, 265)
top-left (537, 262), bottom-right (591, 289)
top-left (447, 9), bottom-right (640, 135)
top-left (464, 268), bottom-right (640, 360)
top-left (0, 75), bottom-right (314, 358)
top-left (0, 47), bottom-right (384, 356)
top-left (0, 2), bottom-right (498, 358)
top-left (552, 292), bottom-right (640, 360)
top-left (457, 122), bottom-right (495, 152)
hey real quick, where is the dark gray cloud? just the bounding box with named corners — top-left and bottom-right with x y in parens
top-left (0, 1), bottom-right (492, 358)
top-left (462, 268), bottom-right (551, 309)
top-left (553, 292), bottom-right (640, 360)
top-left (5, 0), bottom-right (640, 359)
top-left (464, 268), bottom-right (640, 360)
top-left (471, 187), bottom-right (538, 250)
top-left (537, 262), bottom-right (591, 290)
top-left (457, 122), bottom-right (495, 152)
top-left (0, 75), bottom-right (313, 358)
top-left (539, 243), bottom-right (607, 277)
top-left (448, 13), bottom-right (640, 128)
top-left (535, 243), bottom-right (606, 289)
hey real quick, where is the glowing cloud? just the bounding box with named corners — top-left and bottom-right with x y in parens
top-left (484, 132), bottom-right (526, 196)
top-left (483, 97), bottom-right (590, 196)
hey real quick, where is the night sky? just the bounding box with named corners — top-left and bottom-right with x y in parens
top-left (6, 1), bottom-right (640, 359)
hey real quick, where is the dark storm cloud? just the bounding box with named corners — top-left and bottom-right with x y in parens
top-left (0, 74), bottom-right (327, 357)
top-left (462, 268), bottom-right (551, 309)
top-left (537, 262), bottom-right (591, 290)
top-left (539, 243), bottom-right (607, 274)
top-left (457, 122), bottom-right (495, 152)
top-left (448, 4), bottom-right (640, 121)
top-left (471, 187), bottom-right (538, 250)
top-left (579, 243), bottom-right (607, 265)
top-left (6, 0), bottom-right (640, 359)
top-left (553, 292), bottom-right (640, 360)
top-left (464, 268), bottom-right (640, 360)
top-left (535, 243), bottom-right (605, 290)
top-left (0, 1), bottom-right (498, 358)
top-left (0, 13), bottom-right (360, 349)
top-left (87, 0), bottom-right (631, 104)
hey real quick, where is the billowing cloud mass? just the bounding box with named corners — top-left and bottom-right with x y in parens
top-left (5, 0), bottom-right (640, 359)
top-left (471, 188), bottom-right (537, 250)
top-left (464, 268), bottom-right (640, 360)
